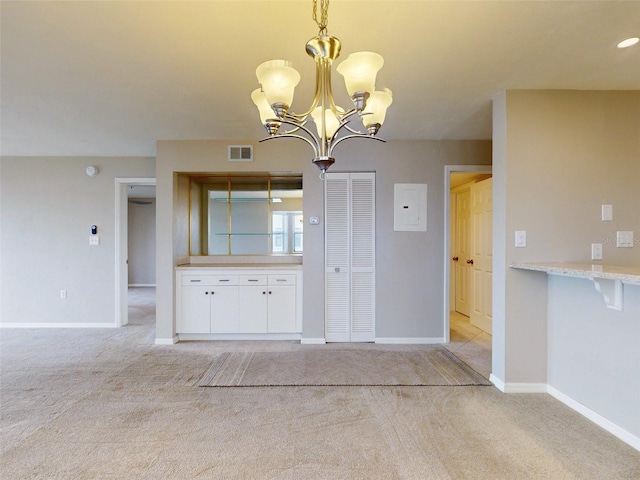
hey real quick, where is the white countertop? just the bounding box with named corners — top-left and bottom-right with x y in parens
top-left (176, 263), bottom-right (302, 270)
top-left (510, 262), bottom-right (640, 285)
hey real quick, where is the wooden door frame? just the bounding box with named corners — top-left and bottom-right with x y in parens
top-left (443, 165), bottom-right (491, 342)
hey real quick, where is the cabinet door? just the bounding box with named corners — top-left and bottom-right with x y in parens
top-left (238, 286), bottom-right (268, 333)
top-left (179, 286), bottom-right (211, 333)
top-left (210, 286), bottom-right (239, 333)
top-left (267, 286), bottom-right (297, 333)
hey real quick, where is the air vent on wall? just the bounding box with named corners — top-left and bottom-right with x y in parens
top-left (228, 145), bottom-right (253, 162)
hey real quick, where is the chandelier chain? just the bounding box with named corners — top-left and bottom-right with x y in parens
top-left (312, 0), bottom-right (329, 34)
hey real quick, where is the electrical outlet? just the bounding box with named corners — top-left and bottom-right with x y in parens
top-left (89, 235), bottom-right (100, 246)
top-left (591, 243), bottom-right (603, 260)
top-left (601, 204), bottom-right (613, 221)
top-left (60, 290), bottom-right (67, 299)
top-left (616, 231), bottom-right (634, 248)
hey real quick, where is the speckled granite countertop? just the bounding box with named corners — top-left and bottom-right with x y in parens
top-left (176, 263), bottom-right (302, 269)
top-left (510, 262), bottom-right (640, 284)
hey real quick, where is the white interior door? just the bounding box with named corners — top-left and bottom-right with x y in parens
top-left (470, 178), bottom-right (493, 334)
top-left (325, 174), bottom-right (350, 342)
top-left (349, 174), bottom-right (376, 342)
top-left (454, 188), bottom-right (471, 316)
top-left (325, 172), bottom-right (375, 343)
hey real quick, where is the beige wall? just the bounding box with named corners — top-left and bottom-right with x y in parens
top-left (493, 90), bottom-right (640, 386)
top-left (0, 156), bottom-right (156, 325)
top-left (128, 199), bottom-right (156, 285)
top-left (155, 138), bottom-right (492, 342)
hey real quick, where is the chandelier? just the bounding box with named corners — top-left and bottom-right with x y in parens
top-left (251, 0), bottom-right (392, 174)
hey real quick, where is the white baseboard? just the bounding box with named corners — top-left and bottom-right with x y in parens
top-left (548, 386), bottom-right (640, 452)
top-left (490, 377), bottom-right (639, 452)
top-left (155, 336), bottom-right (179, 345)
top-left (375, 337), bottom-right (445, 344)
top-left (489, 374), bottom-right (548, 393)
top-left (301, 337), bottom-right (326, 344)
top-left (0, 322), bottom-right (117, 329)
top-left (489, 374), bottom-right (505, 391)
top-left (128, 284), bottom-right (156, 287)
top-left (505, 382), bottom-right (548, 393)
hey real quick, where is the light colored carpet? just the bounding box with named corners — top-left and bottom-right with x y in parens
top-left (2, 287), bottom-right (640, 479)
top-left (199, 348), bottom-right (492, 387)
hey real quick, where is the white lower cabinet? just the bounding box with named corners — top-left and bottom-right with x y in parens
top-left (210, 286), bottom-right (239, 333)
top-left (267, 278), bottom-right (297, 333)
top-left (176, 268), bottom-right (300, 337)
top-left (238, 275), bottom-right (268, 333)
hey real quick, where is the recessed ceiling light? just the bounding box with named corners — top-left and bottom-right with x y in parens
top-left (617, 37), bottom-right (639, 49)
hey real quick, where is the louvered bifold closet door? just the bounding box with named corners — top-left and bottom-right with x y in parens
top-left (324, 174), bottom-right (351, 342)
top-left (324, 172), bottom-right (375, 343)
top-left (349, 173), bottom-right (375, 342)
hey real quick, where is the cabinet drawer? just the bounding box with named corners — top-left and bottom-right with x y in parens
top-left (239, 275), bottom-right (268, 286)
top-left (268, 274), bottom-right (296, 286)
top-left (181, 275), bottom-right (238, 286)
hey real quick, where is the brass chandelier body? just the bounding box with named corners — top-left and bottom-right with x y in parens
top-left (251, 0), bottom-right (392, 174)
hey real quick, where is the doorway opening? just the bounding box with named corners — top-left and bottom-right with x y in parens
top-left (115, 178), bottom-right (156, 327)
top-left (444, 166), bottom-right (492, 378)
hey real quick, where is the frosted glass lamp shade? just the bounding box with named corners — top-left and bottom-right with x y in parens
top-left (362, 88), bottom-right (393, 127)
top-left (251, 89), bottom-right (276, 124)
top-left (311, 107), bottom-right (343, 137)
top-left (336, 52), bottom-right (384, 96)
top-left (255, 60), bottom-right (300, 108)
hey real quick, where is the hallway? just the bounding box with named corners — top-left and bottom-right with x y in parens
top-left (445, 311), bottom-right (492, 379)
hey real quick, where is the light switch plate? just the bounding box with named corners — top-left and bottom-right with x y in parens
top-left (515, 230), bottom-right (527, 248)
top-left (591, 243), bottom-right (603, 260)
top-left (89, 235), bottom-right (100, 246)
top-left (601, 204), bottom-right (613, 221)
top-left (616, 231), bottom-right (634, 248)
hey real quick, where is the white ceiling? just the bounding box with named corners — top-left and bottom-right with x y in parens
top-left (1, 1), bottom-right (639, 157)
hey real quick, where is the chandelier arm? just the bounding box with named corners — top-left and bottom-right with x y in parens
top-left (277, 125), bottom-right (304, 135)
top-left (323, 60), bottom-right (342, 117)
top-left (262, 117), bottom-right (321, 158)
top-left (281, 117), bottom-right (321, 151)
top-left (270, 116), bottom-right (309, 135)
top-left (329, 110), bottom-right (366, 136)
top-left (328, 133), bottom-right (386, 156)
top-left (292, 58), bottom-right (324, 119)
top-left (342, 124), bottom-right (369, 135)
top-left (259, 134), bottom-right (320, 159)
top-left (338, 108), bottom-right (358, 120)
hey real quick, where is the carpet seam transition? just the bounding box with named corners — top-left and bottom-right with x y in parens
top-left (198, 347), bottom-right (491, 388)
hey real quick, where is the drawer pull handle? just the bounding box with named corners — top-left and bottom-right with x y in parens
top-left (190, 279), bottom-right (202, 283)
top-left (218, 279), bottom-right (230, 282)
top-left (248, 279), bottom-right (259, 282)
top-left (276, 279), bottom-right (287, 282)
